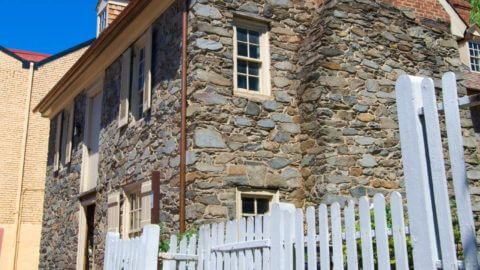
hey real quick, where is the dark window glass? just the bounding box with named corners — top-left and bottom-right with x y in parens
top-left (248, 62), bottom-right (259, 76)
top-left (249, 30), bottom-right (260, 44)
top-left (238, 28), bottom-right (248, 42)
top-left (238, 75), bottom-right (247, 89)
top-left (249, 45), bottom-right (260, 59)
top-left (238, 60), bottom-right (247, 74)
top-left (242, 198), bottom-right (255, 214)
top-left (238, 42), bottom-right (248, 57)
top-left (257, 199), bottom-right (269, 214)
top-left (249, 77), bottom-right (259, 91)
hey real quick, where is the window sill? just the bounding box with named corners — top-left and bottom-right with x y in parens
top-left (233, 89), bottom-right (272, 101)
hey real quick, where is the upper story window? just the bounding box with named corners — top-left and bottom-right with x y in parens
top-left (98, 8), bottom-right (108, 35)
top-left (469, 42), bottom-right (480, 72)
top-left (233, 19), bottom-right (271, 99)
top-left (117, 27), bottom-right (152, 128)
top-left (53, 103), bottom-right (74, 172)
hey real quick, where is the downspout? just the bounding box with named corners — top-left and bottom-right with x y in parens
top-left (13, 62), bottom-right (35, 270)
top-left (179, 0), bottom-right (188, 233)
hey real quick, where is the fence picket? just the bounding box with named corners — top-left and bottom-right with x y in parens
top-left (306, 206), bottom-right (317, 270)
top-left (271, 204), bottom-right (282, 270)
top-left (198, 226), bottom-right (205, 270)
top-left (283, 211), bottom-right (293, 270)
top-left (231, 220), bottom-right (239, 270)
top-left (188, 235), bottom-right (197, 270)
top-left (442, 72), bottom-right (480, 270)
top-left (211, 223), bottom-right (219, 270)
top-left (331, 202), bottom-right (344, 270)
top-left (373, 194), bottom-right (391, 270)
top-left (225, 221), bottom-right (233, 270)
top-left (238, 218), bottom-right (246, 270)
top-left (344, 200), bottom-right (358, 270)
top-left (294, 209), bottom-right (305, 270)
top-left (246, 217), bottom-right (254, 270)
top-left (359, 197), bottom-right (374, 270)
top-left (262, 215), bottom-right (271, 270)
top-left (217, 222), bottom-right (225, 270)
top-left (318, 204), bottom-right (330, 270)
top-left (254, 216), bottom-right (262, 270)
top-left (421, 77), bottom-right (459, 270)
top-left (179, 236), bottom-right (188, 270)
top-left (390, 192), bottom-right (409, 270)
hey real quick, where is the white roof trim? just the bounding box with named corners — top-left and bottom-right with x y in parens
top-left (438, 0), bottom-right (467, 39)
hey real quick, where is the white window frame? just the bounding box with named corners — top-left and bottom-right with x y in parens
top-left (235, 188), bottom-right (279, 219)
top-left (118, 180), bottom-right (152, 239)
top-left (97, 0), bottom-right (108, 36)
top-left (233, 18), bottom-right (271, 100)
top-left (469, 41), bottom-right (480, 73)
top-left (80, 75), bottom-right (104, 193)
top-left (130, 28), bottom-right (152, 121)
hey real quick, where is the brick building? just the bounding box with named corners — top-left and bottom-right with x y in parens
top-left (34, 0), bottom-right (480, 269)
top-left (0, 42), bottom-right (91, 269)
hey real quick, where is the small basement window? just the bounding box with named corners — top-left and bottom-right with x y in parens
top-left (469, 42), bottom-right (480, 72)
top-left (236, 189), bottom-right (279, 219)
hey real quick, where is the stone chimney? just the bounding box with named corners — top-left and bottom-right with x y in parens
top-left (96, 0), bottom-right (130, 36)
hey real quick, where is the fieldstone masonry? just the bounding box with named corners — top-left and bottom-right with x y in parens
top-left (39, 0), bottom-right (480, 267)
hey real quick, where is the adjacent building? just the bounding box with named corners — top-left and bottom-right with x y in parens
top-left (34, 0), bottom-right (480, 269)
top-left (0, 43), bottom-right (90, 269)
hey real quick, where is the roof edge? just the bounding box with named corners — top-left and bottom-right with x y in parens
top-left (36, 38), bottom-right (95, 67)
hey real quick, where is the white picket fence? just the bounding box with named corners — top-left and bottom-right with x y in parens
top-left (104, 72), bottom-right (480, 269)
top-left (104, 225), bottom-right (160, 270)
top-left (160, 193), bottom-right (410, 270)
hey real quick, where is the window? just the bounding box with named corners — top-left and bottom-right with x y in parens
top-left (98, 8), bottom-right (108, 35)
top-left (469, 42), bottom-right (480, 72)
top-left (128, 191), bottom-right (142, 237)
top-left (107, 177), bottom-right (160, 239)
top-left (233, 19), bottom-right (271, 99)
top-left (53, 103), bottom-right (74, 172)
top-left (236, 189), bottom-right (279, 219)
top-left (127, 28), bottom-right (152, 121)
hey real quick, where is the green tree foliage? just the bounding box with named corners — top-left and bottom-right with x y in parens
top-left (470, 0), bottom-right (480, 25)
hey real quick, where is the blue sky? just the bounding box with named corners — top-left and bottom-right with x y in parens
top-left (0, 0), bottom-right (98, 54)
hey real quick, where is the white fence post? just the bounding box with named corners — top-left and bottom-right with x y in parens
top-left (442, 72), bottom-right (480, 269)
top-left (396, 75), bottom-right (439, 269)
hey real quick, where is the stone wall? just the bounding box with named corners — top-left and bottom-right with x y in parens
top-left (38, 0), bottom-right (480, 267)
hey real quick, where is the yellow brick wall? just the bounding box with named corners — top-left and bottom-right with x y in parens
top-left (0, 45), bottom-right (88, 270)
top-left (0, 52), bottom-right (29, 224)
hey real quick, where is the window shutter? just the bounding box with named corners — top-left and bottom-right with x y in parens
top-left (142, 27), bottom-right (153, 113)
top-left (107, 192), bottom-right (120, 233)
top-left (140, 181), bottom-right (152, 228)
top-left (118, 48), bottom-right (132, 128)
top-left (65, 103), bottom-right (74, 163)
top-left (53, 113), bottom-right (62, 172)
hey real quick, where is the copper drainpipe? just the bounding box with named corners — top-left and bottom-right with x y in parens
top-left (179, 0), bottom-right (188, 233)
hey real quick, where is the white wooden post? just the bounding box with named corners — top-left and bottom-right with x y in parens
top-left (421, 77), bottom-right (458, 269)
top-left (395, 75), bottom-right (439, 269)
top-left (442, 72), bottom-right (480, 269)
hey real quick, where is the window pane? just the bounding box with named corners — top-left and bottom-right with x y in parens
top-left (242, 197), bottom-right (255, 214)
top-left (238, 42), bottom-right (248, 57)
top-left (238, 28), bottom-right (248, 42)
top-left (248, 76), bottom-right (259, 91)
top-left (238, 75), bottom-right (247, 89)
top-left (238, 60), bottom-right (247, 74)
top-left (249, 44), bottom-right (260, 59)
top-left (249, 31), bottom-right (260, 44)
top-left (248, 62), bottom-right (259, 76)
top-left (257, 199), bottom-right (270, 214)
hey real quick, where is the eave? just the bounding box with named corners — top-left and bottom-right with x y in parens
top-left (34, 0), bottom-right (176, 118)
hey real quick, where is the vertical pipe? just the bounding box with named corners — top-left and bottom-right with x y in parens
top-left (13, 62), bottom-right (35, 269)
top-left (179, 0), bottom-right (188, 233)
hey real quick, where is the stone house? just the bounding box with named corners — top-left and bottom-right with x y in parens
top-left (34, 0), bottom-right (480, 268)
top-left (0, 42), bottom-right (90, 270)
